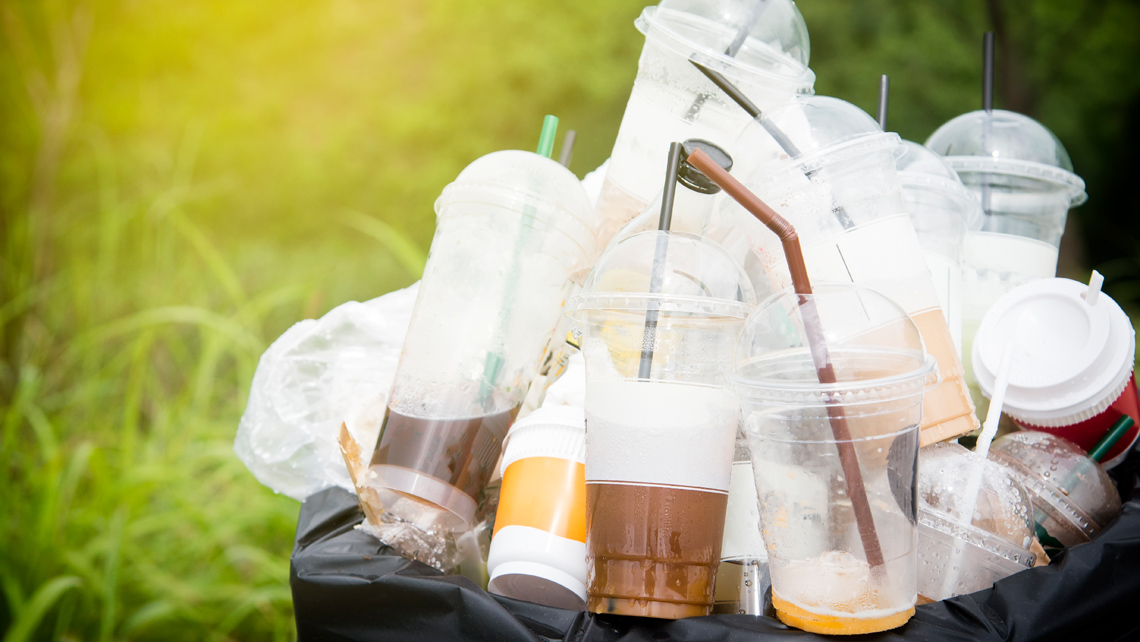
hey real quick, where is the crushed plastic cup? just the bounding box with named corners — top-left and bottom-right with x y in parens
top-left (973, 275), bottom-right (1139, 466)
top-left (925, 110), bottom-right (1087, 400)
top-left (593, 0), bottom-right (815, 245)
top-left (896, 141), bottom-right (984, 356)
top-left (720, 96), bottom-right (979, 446)
top-left (734, 284), bottom-right (939, 634)
top-left (988, 431), bottom-right (1122, 550)
top-left (567, 231), bottom-right (756, 619)
top-left (916, 442), bottom-right (1037, 601)
top-left (487, 405), bottom-right (589, 609)
top-left (365, 150), bottom-right (597, 536)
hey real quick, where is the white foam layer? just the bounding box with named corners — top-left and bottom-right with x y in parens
top-left (585, 380), bottom-right (738, 491)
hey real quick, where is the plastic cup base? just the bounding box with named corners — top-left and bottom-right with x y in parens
top-left (772, 593), bottom-right (914, 635)
top-left (587, 596), bottom-right (710, 620)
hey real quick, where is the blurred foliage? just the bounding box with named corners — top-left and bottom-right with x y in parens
top-left (1, 0), bottom-right (1138, 639)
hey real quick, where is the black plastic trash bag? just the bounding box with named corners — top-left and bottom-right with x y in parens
top-left (291, 442), bottom-right (1140, 641)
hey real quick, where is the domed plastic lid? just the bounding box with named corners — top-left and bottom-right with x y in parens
top-left (637, 0), bottom-right (813, 89)
top-left (973, 275), bottom-right (1136, 427)
top-left (732, 284), bottom-right (938, 404)
top-left (897, 141), bottom-right (984, 231)
top-left (735, 96), bottom-right (903, 178)
top-left (567, 231), bottom-right (756, 319)
top-left (919, 443), bottom-right (1035, 552)
top-left (989, 431), bottom-right (1122, 538)
top-left (924, 110), bottom-right (1087, 207)
top-left (436, 150), bottom-right (598, 258)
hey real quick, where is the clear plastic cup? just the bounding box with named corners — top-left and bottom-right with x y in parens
top-left (925, 110), bottom-right (1087, 397)
top-left (567, 231), bottom-right (756, 619)
top-left (734, 284), bottom-right (938, 635)
top-left (897, 141), bottom-right (984, 357)
top-left (916, 443), bottom-right (1036, 601)
top-left (367, 150), bottom-right (596, 533)
top-left (487, 405), bottom-right (588, 609)
top-left (721, 96), bottom-right (979, 446)
top-left (973, 276), bottom-right (1140, 466)
top-left (988, 431), bottom-right (1122, 549)
top-left (594, 0), bottom-right (815, 245)
top-left (713, 433), bottom-right (770, 615)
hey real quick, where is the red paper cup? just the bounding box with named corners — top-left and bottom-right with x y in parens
top-left (973, 273), bottom-right (1138, 467)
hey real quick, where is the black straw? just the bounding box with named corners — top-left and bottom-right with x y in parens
top-left (878, 74), bottom-right (890, 130)
top-left (983, 32), bottom-right (995, 113)
top-left (638, 142), bottom-right (684, 380)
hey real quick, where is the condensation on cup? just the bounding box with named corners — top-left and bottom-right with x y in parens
top-left (594, 0), bottom-right (815, 246)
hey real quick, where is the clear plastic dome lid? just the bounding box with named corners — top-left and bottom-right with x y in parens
top-left (924, 110), bottom-right (1087, 207)
top-left (897, 140), bottom-right (984, 231)
top-left (919, 442), bottom-right (1035, 550)
top-left (436, 150), bottom-right (598, 256)
top-left (567, 230), bottom-right (756, 319)
top-left (989, 431), bottom-right (1122, 536)
top-left (637, 0), bottom-right (813, 86)
top-left (733, 284), bottom-right (938, 403)
top-left (735, 96), bottom-right (902, 178)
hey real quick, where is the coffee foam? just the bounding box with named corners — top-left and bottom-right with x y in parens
top-left (585, 380), bottom-right (737, 491)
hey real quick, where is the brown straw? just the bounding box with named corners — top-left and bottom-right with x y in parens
top-left (687, 148), bottom-right (886, 569)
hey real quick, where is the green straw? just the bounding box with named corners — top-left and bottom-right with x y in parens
top-left (536, 115), bottom-right (559, 158)
top-left (1089, 415), bottom-right (1135, 462)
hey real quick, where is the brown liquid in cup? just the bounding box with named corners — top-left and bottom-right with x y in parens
top-left (586, 482), bottom-right (729, 619)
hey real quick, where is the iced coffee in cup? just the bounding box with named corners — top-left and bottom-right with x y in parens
top-left (595, 0), bottom-right (815, 245)
top-left (734, 285), bottom-right (938, 634)
top-left (368, 149), bottom-right (597, 534)
top-left (720, 96), bottom-right (978, 445)
top-left (567, 231), bottom-right (756, 619)
top-left (925, 110), bottom-right (1087, 407)
top-left (896, 141), bottom-right (984, 356)
top-left (973, 274), bottom-right (1139, 467)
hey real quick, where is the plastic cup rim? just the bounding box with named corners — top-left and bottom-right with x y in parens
top-left (942, 155), bottom-right (1087, 207)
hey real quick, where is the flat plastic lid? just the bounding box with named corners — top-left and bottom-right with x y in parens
top-left (924, 110), bottom-right (1086, 207)
top-left (973, 276), bottom-right (1136, 427)
top-left (636, 0), bottom-right (813, 85)
top-left (568, 231), bottom-right (756, 319)
top-left (897, 141), bottom-right (984, 231)
top-left (735, 96), bottom-right (903, 179)
top-left (732, 284), bottom-right (938, 403)
top-left (488, 561), bottom-right (587, 610)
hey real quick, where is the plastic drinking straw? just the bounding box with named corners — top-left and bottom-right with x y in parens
top-left (477, 115), bottom-right (560, 404)
top-left (1090, 415), bottom-right (1135, 463)
top-left (638, 142), bottom-right (684, 380)
top-left (981, 31), bottom-right (995, 215)
top-left (558, 130), bottom-right (577, 168)
top-left (683, 0), bottom-right (769, 121)
top-left (686, 147), bottom-right (886, 569)
top-left (877, 75), bottom-right (890, 131)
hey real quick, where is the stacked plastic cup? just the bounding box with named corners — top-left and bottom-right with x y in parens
top-left (487, 405), bottom-right (588, 609)
top-left (366, 150), bottom-right (596, 534)
top-left (594, 0), bottom-right (815, 245)
top-left (925, 110), bottom-right (1087, 399)
top-left (916, 443), bottom-right (1037, 601)
top-left (722, 96), bottom-right (978, 446)
top-left (567, 231), bottom-right (755, 619)
top-left (712, 433), bottom-right (770, 615)
top-left (896, 141), bottom-right (984, 356)
top-left (734, 284), bottom-right (938, 635)
top-left (973, 274), bottom-right (1139, 466)
top-left (988, 431), bottom-right (1122, 551)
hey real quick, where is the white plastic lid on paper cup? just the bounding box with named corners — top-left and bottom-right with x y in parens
top-left (973, 274), bottom-right (1136, 427)
top-left (500, 405), bottom-right (586, 475)
top-left (488, 560), bottom-right (588, 610)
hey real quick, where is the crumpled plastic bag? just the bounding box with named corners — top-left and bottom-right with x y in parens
top-left (234, 282), bottom-right (419, 500)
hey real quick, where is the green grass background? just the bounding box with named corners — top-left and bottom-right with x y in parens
top-left (2, 0), bottom-right (1138, 639)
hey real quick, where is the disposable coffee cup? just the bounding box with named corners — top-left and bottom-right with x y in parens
top-left (973, 274), bottom-right (1139, 467)
top-left (594, 0), bottom-right (814, 245)
top-left (369, 150), bottom-right (597, 532)
top-left (722, 96), bottom-right (978, 446)
top-left (487, 405), bottom-right (588, 609)
top-left (734, 284), bottom-right (938, 635)
top-left (896, 141), bottom-right (984, 356)
top-left (568, 231), bottom-right (756, 619)
top-left (916, 443), bottom-right (1036, 601)
top-left (989, 431), bottom-right (1122, 550)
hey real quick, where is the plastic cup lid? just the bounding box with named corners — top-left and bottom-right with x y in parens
top-left (897, 141), bottom-right (984, 231)
top-left (488, 560), bottom-right (587, 610)
top-left (973, 275), bottom-right (1136, 427)
top-left (501, 405), bottom-right (586, 474)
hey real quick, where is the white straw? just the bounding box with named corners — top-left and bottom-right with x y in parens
top-left (1086, 270), bottom-right (1104, 307)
